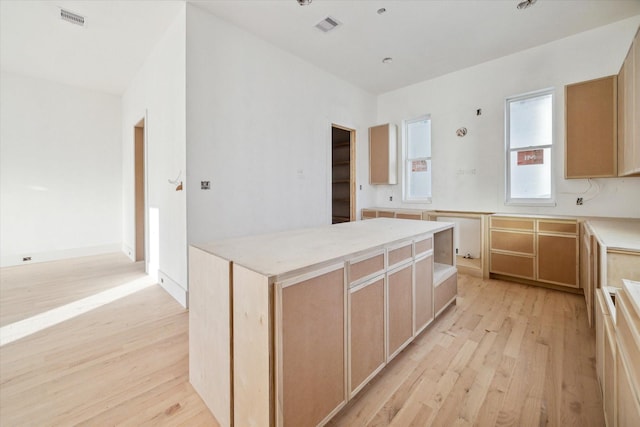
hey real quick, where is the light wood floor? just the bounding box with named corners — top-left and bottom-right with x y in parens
top-left (0, 254), bottom-right (603, 426)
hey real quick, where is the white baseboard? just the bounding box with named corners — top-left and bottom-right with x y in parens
top-left (158, 269), bottom-right (188, 308)
top-left (0, 244), bottom-right (121, 268)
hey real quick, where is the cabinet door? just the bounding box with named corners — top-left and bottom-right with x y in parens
top-left (604, 315), bottom-right (616, 427)
top-left (387, 264), bottom-right (413, 360)
top-left (581, 230), bottom-right (593, 326)
top-left (349, 278), bottom-right (385, 396)
top-left (537, 234), bottom-right (578, 287)
top-left (414, 255), bottom-right (434, 334)
top-left (369, 124), bottom-right (397, 185)
top-left (279, 267), bottom-right (346, 427)
top-left (595, 290), bottom-right (608, 388)
top-left (565, 76), bottom-right (617, 178)
top-left (616, 348), bottom-right (640, 427)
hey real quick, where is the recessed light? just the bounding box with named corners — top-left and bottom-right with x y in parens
top-left (382, 57), bottom-right (393, 64)
top-left (377, 8), bottom-right (386, 15)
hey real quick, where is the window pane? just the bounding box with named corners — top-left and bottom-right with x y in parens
top-left (509, 93), bottom-right (552, 149)
top-left (407, 119), bottom-right (431, 158)
top-left (407, 159), bottom-right (432, 199)
top-left (509, 148), bottom-right (551, 199)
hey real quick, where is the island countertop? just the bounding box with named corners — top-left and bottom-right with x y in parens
top-left (192, 217), bottom-right (453, 279)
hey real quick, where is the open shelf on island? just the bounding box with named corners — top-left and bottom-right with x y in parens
top-left (434, 262), bottom-right (457, 286)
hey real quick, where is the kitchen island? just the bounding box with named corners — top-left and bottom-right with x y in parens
top-left (189, 218), bottom-right (457, 427)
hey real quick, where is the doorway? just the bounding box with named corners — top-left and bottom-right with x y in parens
top-left (331, 125), bottom-right (356, 224)
top-left (134, 119), bottom-right (145, 262)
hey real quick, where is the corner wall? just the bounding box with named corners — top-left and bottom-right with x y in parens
top-left (0, 72), bottom-right (122, 267)
top-left (122, 5), bottom-right (187, 305)
top-left (375, 16), bottom-right (640, 218)
top-left (185, 4), bottom-right (377, 245)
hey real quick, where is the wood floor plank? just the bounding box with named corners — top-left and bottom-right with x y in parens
top-left (1, 254), bottom-right (604, 426)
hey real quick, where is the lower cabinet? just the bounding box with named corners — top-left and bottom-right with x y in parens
top-left (615, 287), bottom-right (640, 426)
top-left (349, 277), bottom-right (385, 397)
top-left (280, 266), bottom-right (347, 427)
top-left (387, 263), bottom-right (414, 359)
top-left (537, 233), bottom-right (578, 287)
top-left (604, 312), bottom-right (617, 427)
top-left (489, 216), bottom-right (578, 289)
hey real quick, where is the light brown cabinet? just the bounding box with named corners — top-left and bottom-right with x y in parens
top-left (349, 277), bottom-right (385, 397)
top-left (280, 267), bottom-right (346, 426)
top-left (189, 219), bottom-right (456, 426)
top-left (489, 216), bottom-right (578, 289)
top-left (618, 28), bottom-right (640, 177)
top-left (565, 75), bottom-right (618, 178)
top-left (615, 285), bottom-right (640, 426)
top-left (387, 264), bottom-right (414, 359)
top-left (537, 220), bottom-right (578, 288)
top-left (489, 217), bottom-right (536, 280)
top-left (369, 124), bottom-right (397, 185)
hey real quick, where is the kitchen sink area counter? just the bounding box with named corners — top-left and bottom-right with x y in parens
top-left (189, 218), bottom-right (457, 427)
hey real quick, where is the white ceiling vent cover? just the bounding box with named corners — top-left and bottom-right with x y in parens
top-left (315, 16), bottom-right (340, 33)
top-left (60, 9), bottom-right (85, 26)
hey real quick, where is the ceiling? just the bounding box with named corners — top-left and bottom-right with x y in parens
top-left (0, 0), bottom-right (183, 95)
top-left (1, 1), bottom-right (639, 96)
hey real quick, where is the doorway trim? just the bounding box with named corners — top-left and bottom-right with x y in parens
top-left (331, 124), bottom-right (356, 222)
top-left (134, 112), bottom-right (149, 274)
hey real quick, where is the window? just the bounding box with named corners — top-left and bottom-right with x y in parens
top-left (403, 115), bottom-right (432, 202)
top-left (506, 89), bottom-right (554, 205)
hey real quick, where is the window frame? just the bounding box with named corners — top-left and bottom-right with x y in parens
top-left (402, 114), bottom-right (432, 203)
top-left (505, 88), bottom-right (556, 207)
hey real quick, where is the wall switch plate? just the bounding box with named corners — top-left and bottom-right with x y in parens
top-left (201, 181), bottom-right (210, 190)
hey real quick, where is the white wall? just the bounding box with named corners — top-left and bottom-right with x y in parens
top-left (121, 5), bottom-right (187, 305)
top-left (185, 4), bottom-right (377, 245)
top-left (374, 16), bottom-right (640, 218)
top-left (0, 71), bottom-right (122, 267)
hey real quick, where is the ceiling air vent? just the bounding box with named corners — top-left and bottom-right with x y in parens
top-left (60, 8), bottom-right (85, 26)
top-left (315, 16), bottom-right (340, 33)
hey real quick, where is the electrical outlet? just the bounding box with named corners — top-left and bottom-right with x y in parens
top-left (576, 197), bottom-right (583, 205)
top-left (201, 181), bottom-right (210, 190)
top-left (359, 185), bottom-right (362, 190)
top-left (389, 196), bottom-right (393, 202)
top-left (22, 256), bottom-right (32, 262)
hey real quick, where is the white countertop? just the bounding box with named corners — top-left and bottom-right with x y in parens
top-left (194, 218), bottom-right (452, 279)
top-left (587, 219), bottom-right (640, 252)
top-left (623, 279), bottom-right (640, 318)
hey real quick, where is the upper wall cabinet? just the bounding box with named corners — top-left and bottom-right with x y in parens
top-left (618, 27), bottom-right (640, 177)
top-left (565, 28), bottom-right (640, 179)
top-left (369, 123), bottom-right (397, 185)
top-left (565, 75), bottom-right (618, 178)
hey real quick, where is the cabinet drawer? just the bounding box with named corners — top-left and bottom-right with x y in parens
top-left (490, 252), bottom-right (535, 279)
top-left (415, 237), bottom-right (433, 256)
top-left (434, 273), bottom-right (457, 315)
top-left (490, 230), bottom-right (535, 254)
top-left (490, 217), bottom-right (535, 231)
top-left (388, 243), bottom-right (413, 268)
top-left (349, 252), bottom-right (384, 284)
top-left (617, 290), bottom-right (640, 393)
top-left (396, 212), bottom-right (422, 220)
top-left (538, 220), bottom-right (577, 235)
top-left (361, 209), bottom-right (377, 219)
top-left (377, 210), bottom-right (395, 218)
